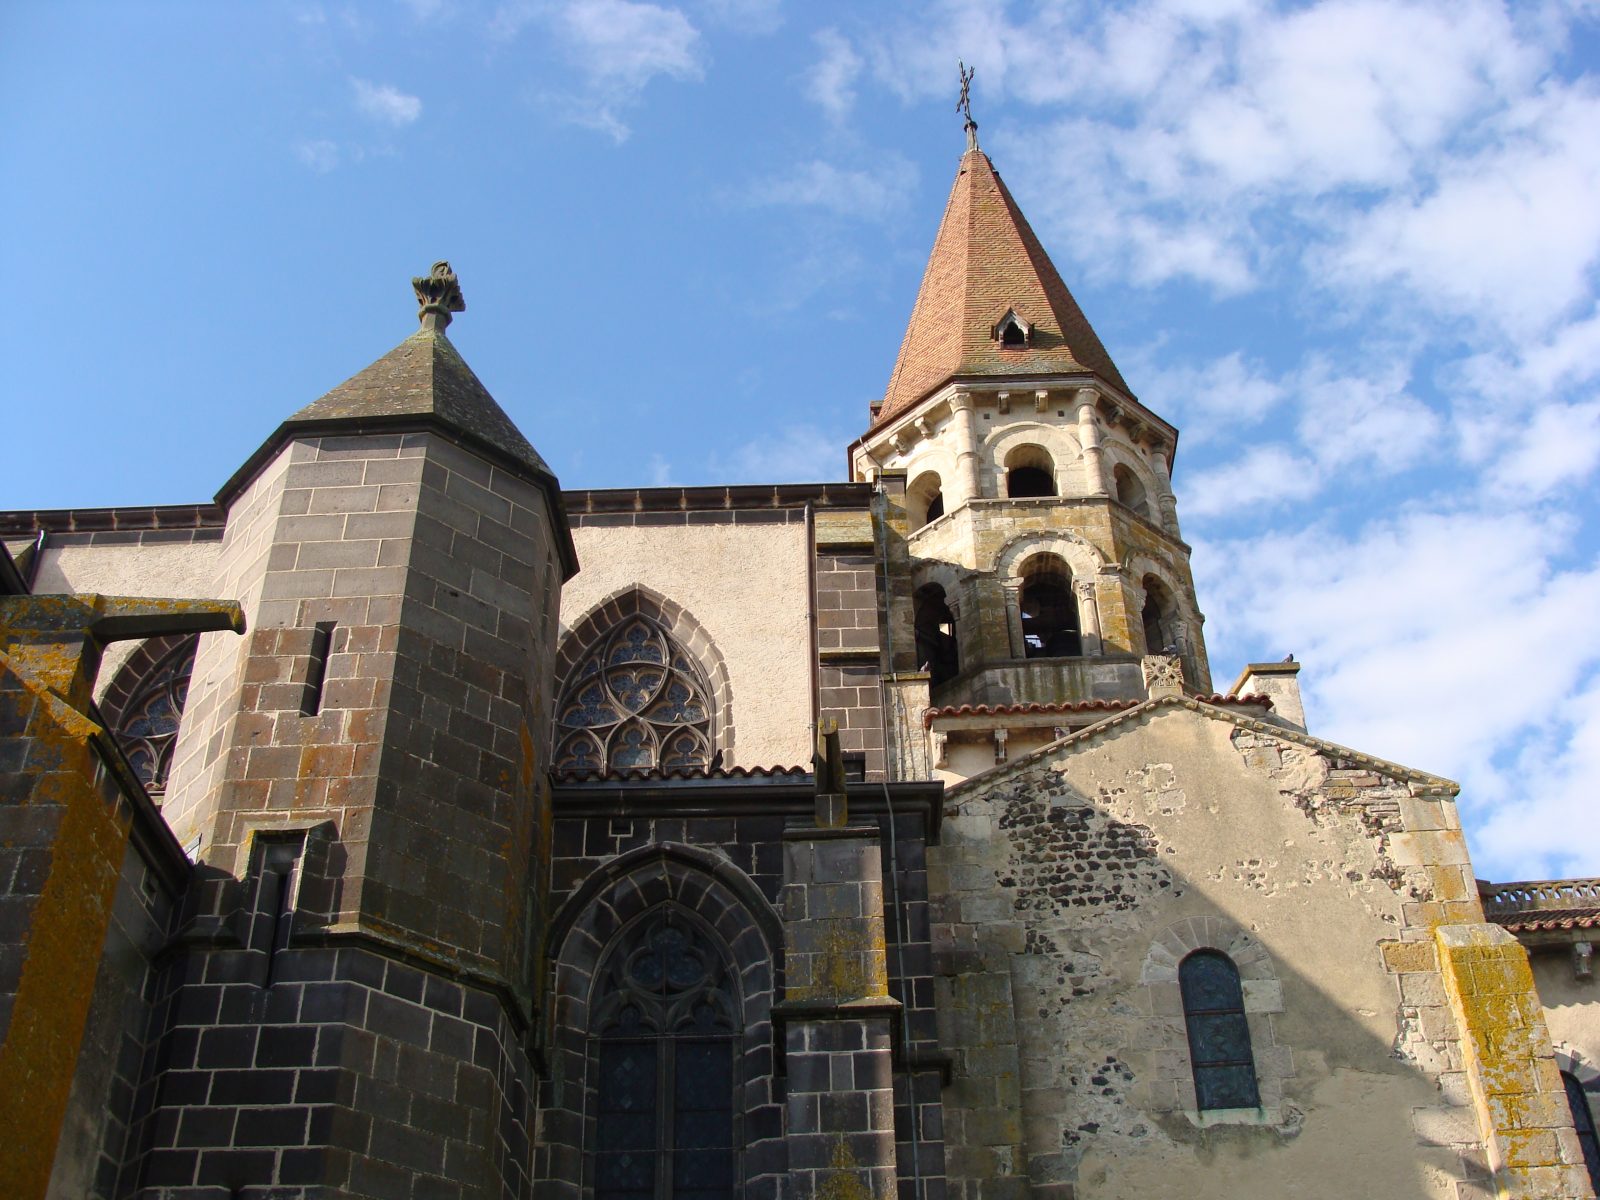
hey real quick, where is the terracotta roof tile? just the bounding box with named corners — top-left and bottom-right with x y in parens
top-left (875, 149), bottom-right (1130, 430)
top-left (1494, 910), bottom-right (1600, 932)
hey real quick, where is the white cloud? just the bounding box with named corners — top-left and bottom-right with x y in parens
top-left (494, 0), bottom-right (703, 140)
top-left (708, 424), bottom-right (846, 482)
top-left (805, 28), bottom-right (862, 122)
top-left (1134, 350), bottom-right (1287, 443)
top-left (293, 139), bottom-right (340, 173)
top-left (1183, 444), bottom-right (1321, 517)
top-left (352, 78), bottom-right (423, 125)
top-left (1488, 400), bottom-right (1600, 499)
top-left (691, 0), bottom-right (781, 35)
top-left (1198, 506), bottom-right (1600, 878)
top-left (1294, 360), bottom-right (1440, 474)
top-left (557, 0), bottom-right (702, 88)
top-left (743, 155), bottom-right (917, 222)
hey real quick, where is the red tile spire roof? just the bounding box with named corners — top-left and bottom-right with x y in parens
top-left (874, 147), bottom-right (1131, 430)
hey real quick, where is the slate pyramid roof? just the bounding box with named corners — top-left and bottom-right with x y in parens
top-left (288, 326), bottom-right (553, 479)
top-left (874, 147), bottom-right (1131, 430)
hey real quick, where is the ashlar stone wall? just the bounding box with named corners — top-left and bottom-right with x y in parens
top-left (931, 699), bottom-right (1540, 1200)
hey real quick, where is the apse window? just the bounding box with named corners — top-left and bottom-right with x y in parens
top-left (593, 912), bottom-right (736, 1200)
top-left (1180, 950), bottom-right (1261, 1111)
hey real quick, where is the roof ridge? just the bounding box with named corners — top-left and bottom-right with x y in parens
top-left (943, 693), bottom-right (1460, 800)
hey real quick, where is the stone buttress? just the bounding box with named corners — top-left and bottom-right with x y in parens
top-left (125, 265), bottom-right (577, 1198)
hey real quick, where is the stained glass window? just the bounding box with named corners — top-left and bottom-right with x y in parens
top-left (555, 618), bottom-right (713, 774)
top-left (1564, 1070), bottom-right (1600, 1194)
top-left (111, 636), bottom-right (197, 796)
top-left (1180, 950), bottom-right (1260, 1111)
top-left (593, 912), bottom-right (736, 1200)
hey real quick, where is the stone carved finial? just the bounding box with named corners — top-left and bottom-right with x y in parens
top-left (413, 261), bottom-right (466, 332)
top-left (1142, 654), bottom-right (1185, 699)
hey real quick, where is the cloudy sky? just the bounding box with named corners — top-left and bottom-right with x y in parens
top-left (4, 1), bottom-right (1599, 880)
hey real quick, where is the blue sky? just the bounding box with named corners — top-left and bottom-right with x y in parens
top-left (4, 1), bottom-right (1599, 880)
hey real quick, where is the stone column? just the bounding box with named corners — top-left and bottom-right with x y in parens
top-left (1076, 388), bottom-right (1109, 497)
top-left (1150, 445), bottom-right (1180, 536)
top-left (778, 817), bottom-right (900, 1200)
top-left (1001, 580), bottom-right (1026, 660)
top-left (950, 391), bottom-right (983, 506)
top-left (1075, 579), bottom-right (1103, 656)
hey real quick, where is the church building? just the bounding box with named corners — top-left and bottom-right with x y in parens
top-left (3, 118), bottom-right (1598, 1200)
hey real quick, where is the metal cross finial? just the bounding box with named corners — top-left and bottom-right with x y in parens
top-left (413, 260), bottom-right (466, 332)
top-left (957, 60), bottom-right (979, 151)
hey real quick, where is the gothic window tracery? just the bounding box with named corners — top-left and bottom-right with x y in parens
top-left (110, 635), bottom-right (197, 796)
top-left (593, 910), bottom-right (737, 1200)
top-left (555, 617), bottom-right (714, 774)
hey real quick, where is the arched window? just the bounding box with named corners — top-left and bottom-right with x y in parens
top-left (555, 617), bottom-right (714, 774)
top-left (1563, 1070), bottom-right (1600, 1194)
top-left (593, 909), bottom-right (737, 1200)
top-left (1114, 464), bottom-right (1151, 520)
top-left (1141, 575), bottom-right (1179, 657)
top-left (1180, 950), bottom-right (1260, 1111)
top-left (908, 471), bottom-right (945, 529)
top-left (107, 635), bottom-right (198, 796)
top-left (914, 584), bottom-right (960, 689)
top-left (1019, 556), bottom-right (1080, 658)
top-left (1005, 445), bottom-right (1056, 499)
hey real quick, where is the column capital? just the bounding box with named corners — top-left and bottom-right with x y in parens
top-left (949, 389), bottom-right (977, 413)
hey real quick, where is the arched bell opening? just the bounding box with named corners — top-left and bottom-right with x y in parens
top-left (1005, 444), bottom-right (1056, 499)
top-left (1019, 554), bottom-right (1081, 658)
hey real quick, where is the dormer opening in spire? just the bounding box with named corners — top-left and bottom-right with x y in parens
top-left (995, 308), bottom-right (1031, 349)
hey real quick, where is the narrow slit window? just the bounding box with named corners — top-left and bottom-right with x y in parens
top-left (256, 840), bottom-right (302, 988)
top-left (301, 622), bottom-right (335, 716)
top-left (1180, 950), bottom-right (1260, 1111)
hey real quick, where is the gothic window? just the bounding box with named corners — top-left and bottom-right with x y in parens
top-left (1564, 1071), bottom-right (1600, 1194)
top-left (555, 618), bottom-right (714, 774)
top-left (1180, 950), bottom-right (1260, 1111)
top-left (110, 635), bottom-right (197, 796)
top-left (593, 910), bottom-right (737, 1200)
top-left (1005, 445), bottom-right (1056, 499)
top-left (1019, 555), bottom-right (1080, 658)
top-left (914, 583), bottom-right (959, 689)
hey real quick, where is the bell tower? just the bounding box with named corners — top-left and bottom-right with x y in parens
top-left (851, 122), bottom-right (1210, 776)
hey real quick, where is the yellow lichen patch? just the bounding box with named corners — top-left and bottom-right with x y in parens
top-left (0, 663), bottom-right (132, 1200)
top-left (1435, 923), bottom-right (1581, 1195)
top-left (815, 1134), bottom-right (882, 1200)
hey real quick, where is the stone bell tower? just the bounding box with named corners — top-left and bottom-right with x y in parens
top-left (849, 119), bottom-right (1210, 777)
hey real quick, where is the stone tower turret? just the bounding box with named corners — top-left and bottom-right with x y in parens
top-left (142, 263), bottom-right (576, 1197)
top-left (852, 141), bottom-right (1209, 774)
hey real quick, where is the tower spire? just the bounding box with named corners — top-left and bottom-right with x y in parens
top-left (872, 138), bottom-right (1130, 431)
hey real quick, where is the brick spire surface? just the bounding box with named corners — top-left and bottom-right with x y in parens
top-left (875, 148), bottom-right (1131, 430)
